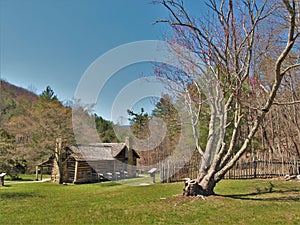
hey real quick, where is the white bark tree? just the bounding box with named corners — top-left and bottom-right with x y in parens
top-left (156, 0), bottom-right (299, 195)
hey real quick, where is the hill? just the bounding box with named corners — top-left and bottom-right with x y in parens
top-left (0, 80), bottom-right (120, 176)
top-left (0, 80), bottom-right (38, 102)
top-left (0, 80), bottom-right (75, 175)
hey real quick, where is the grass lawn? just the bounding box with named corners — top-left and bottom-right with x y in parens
top-left (0, 178), bottom-right (299, 224)
top-left (4, 174), bottom-right (51, 181)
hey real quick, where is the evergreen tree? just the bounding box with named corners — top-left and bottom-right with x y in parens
top-left (39, 86), bottom-right (58, 101)
top-left (94, 114), bottom-right (118, 143)
top-left (127, 108), bottom-right (150, 139)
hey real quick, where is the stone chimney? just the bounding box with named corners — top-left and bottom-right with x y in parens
top-left (52, 138), bottom-right (62, 183)
top-left (125, 136), bottom-right (132, 149)
top-left (125, 137), bottom-right (135, 177)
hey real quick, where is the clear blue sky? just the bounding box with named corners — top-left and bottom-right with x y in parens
top-left (0, 0), bottom-right (206, 122)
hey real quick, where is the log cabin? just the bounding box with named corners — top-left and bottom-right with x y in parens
top-left (37, 139), bottom-right (140, 184)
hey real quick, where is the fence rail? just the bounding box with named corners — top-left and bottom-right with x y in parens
top-left (159, 159), bottom-right (300, 182)
top-left (224, 160), bottom-right (300, 179)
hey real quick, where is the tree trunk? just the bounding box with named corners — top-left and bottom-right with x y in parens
top-left (183, 170), bottom-right (217, 196)
top-left (183, 177), bottom-right (216, 196)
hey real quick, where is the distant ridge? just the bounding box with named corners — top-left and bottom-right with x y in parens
top-left (0, 80), bottom-right (38, 101)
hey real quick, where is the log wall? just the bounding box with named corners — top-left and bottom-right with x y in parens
top-left (70, 159), bottom-right (131, 183)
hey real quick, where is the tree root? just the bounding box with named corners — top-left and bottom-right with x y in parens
top-left (183, 178), bottom-right (215, 196)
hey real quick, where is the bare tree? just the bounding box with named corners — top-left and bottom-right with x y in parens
top-left (155, 0), bottom-right (299, 195)
top-left (262, 73), bottom-right (300, 159)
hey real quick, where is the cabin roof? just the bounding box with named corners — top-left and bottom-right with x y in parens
top-left (37, 142), bottom-right (140, 166)
top-left (37, 156), bottom-right (55, 167)
top-left (67, 143), bottom-right (140, 161)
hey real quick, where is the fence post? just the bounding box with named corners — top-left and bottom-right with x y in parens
top-left (294, 161), bottom-right (297, 175)
top-left (253, 157), bottom-right (257, 179)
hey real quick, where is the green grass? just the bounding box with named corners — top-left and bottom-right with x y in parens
top-left (0, 179), bottom-right (299, 224)
top-left (4, 174), bottom-right (51, 181)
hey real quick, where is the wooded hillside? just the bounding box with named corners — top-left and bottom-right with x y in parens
top-left (0, 80), bottom-right (118, 177)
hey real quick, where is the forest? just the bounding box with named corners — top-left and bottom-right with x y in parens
top-left (0, 80), bottom-right (119, 177)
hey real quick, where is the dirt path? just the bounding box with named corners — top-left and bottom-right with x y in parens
top-left (4, 178), bottom-right (51, 184)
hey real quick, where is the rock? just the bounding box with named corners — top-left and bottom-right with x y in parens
top-left (284, 175), bottom-right (290, 181)
top-left (284, 174), bottom-right (299, 181)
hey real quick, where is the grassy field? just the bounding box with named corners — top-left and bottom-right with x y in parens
top-left (4, 174), bottom-right (51, 181)
top-left (0, 178), bottom-right (299, 224)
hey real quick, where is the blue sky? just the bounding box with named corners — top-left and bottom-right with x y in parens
top-left (1, 0), bottom-right (206, 122)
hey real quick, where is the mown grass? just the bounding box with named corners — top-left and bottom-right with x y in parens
top-left (4, 174), bottom-right (51, 181)
top-left (0, 179), bottom-right (299, 224)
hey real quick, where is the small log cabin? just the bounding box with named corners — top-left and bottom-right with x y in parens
top-left (37, 140), bottom-right (140, 184)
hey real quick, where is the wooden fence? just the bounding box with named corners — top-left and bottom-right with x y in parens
top-left (160, 158), bottom-right (200, 183)
top-left (159, 159), bottom-right (300, 182)
top-left (224, 160), bottom-right (300, 179)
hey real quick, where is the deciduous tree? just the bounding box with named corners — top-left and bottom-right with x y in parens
top-left (156, 0), bottom-right (299, 195)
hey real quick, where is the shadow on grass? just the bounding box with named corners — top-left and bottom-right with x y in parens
top-left (218, 189), bottom-right (300, 202)
top-left (0, 185), bottom-right (12, 187)
top-left (0, 192), bottom-right (44, 200)
top-left (5, 178), bottom-right (34, 182)
top-left (100, 182), bottom-right (122, 187)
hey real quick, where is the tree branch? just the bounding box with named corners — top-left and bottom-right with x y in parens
top-left (273, 100), bottom-right (300, 105)
top-left (215, 0), bottom-right (298, 179)
top-left (281, 63), bottom-right (300, 75)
